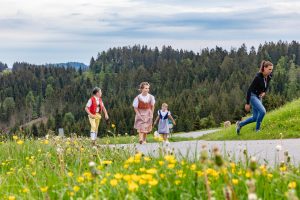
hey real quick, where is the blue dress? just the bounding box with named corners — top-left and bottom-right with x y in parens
top-left (158, 110), bottom-right (170, 134)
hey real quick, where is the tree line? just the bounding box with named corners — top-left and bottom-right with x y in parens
top-left (1, 40), bottom-right (300, 137)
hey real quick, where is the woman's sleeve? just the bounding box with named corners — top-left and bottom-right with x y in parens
top-left (246, 76), bottom-right (259, 104)
top-left (133, 97), bottom-right (138, 108)
top-left (151, 95), bottom-right (156, 106)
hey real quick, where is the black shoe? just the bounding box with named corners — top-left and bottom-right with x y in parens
top-left (236, 121), bottom-right (241, 135)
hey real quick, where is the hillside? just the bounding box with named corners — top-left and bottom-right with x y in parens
top-left (1, 41), bottom-right (300, 137)
top-left (200, 98), bottom-right (300, 140)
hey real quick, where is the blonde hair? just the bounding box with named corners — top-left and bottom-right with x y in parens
top-left (139, 82), bottom-right (150, 91)
top-left (162, 103), bottom-right (168, 107)
top-left (259, 60), bottom-right (273, 73)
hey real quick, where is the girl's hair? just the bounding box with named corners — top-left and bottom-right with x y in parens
top-left (92, 87), bottom-right (101, 95)
top-left (260, 60), bottom-right (273, 72)
top-left (139, 82), bottom-right (150, 91)
top-left (162, 103), bottom-right (168, 107)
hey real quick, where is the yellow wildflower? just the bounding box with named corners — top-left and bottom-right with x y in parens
top-left (232, 179), bottom-right (239, 185)
top-left (17, 140), bottom-right (24, 145)
top-left (148, 179), bottom-right (158, 186)
top-left (40, 186), bottom-right (48, 193)
top-left (8, 196), bottom-right (16, 200)
top-left (22, 188), bottom-right (30, 193)
top-left (146, 168), bottom-right (157, 174)
top-left (128, 181), bottom-right (139, 192)
top-left (131, 174), bottom-right (140, 182)
top-left (175, 180), bottom-right (181, 185)
top-left (110, 179), bottom-right (118, 186)
top-left (77, 176), bottom-right (84, 183)
top-left (123, 175), bottom-right (131, 182)
top-left (139, 179), bottom-right (147, 185)
top-left (144, 157), bottom-right (151, 162)
top-left (160, 174), bottom-right (165, 179)
top-left (102, 160), bottom-right (112, 165)
top-left (190, 164), bottom-right (196, 171)
top-left (288, 181), bottom-right (297, 189)
top-left (100, 178), bottom-right (107, 185)
top-left (114, 173), bottom-right (123, 180)
top-left (73, 185), bottom-right (80, 192)
top-left (67, 172), bottom-right (74, 177)
top-left (167, 164), bottom-right (175, 169)
top-left (158, 161), bottom-right (164, 166)
top-left (13, 135), bottom-right (18, 140)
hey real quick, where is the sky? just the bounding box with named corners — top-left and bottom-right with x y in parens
top-left (0, 0), bottom-right (300, 66)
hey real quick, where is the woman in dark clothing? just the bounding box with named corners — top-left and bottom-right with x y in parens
top-left (236, 60), bottom-right (273, 134)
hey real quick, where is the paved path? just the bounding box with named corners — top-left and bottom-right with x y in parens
top-left (173, 129), bottom-right (220, 138)
top-left (113, 132), bottom-right (300, 166)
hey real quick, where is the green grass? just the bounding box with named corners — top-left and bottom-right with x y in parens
top-left (0, 137), bottom-right (299, 199)
top-left (97, 134), bottom-right (199, 144)
top-left (201, 98), bottom-right (300, 140)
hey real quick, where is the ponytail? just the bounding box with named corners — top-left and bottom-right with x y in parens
top-left (260, 60), bottom-right (273, 73)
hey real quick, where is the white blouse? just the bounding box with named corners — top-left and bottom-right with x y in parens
top-left (133, 94), bottom-right (155, 108)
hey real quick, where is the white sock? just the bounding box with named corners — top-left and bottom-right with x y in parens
top-left (91, 132), bottom-right (96, 140)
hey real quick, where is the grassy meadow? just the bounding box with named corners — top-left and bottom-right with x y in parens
top-left (0, 135), bottom-right (299, 199)
top-left (201, 99), bottom-right (300, 141)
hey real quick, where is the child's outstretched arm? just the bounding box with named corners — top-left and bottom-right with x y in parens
top-left (153, 115), bottom-right (159, 126)
top-left (102, 105), bottom-right (109, 120)
top-left (168, 115), bottom-right (176, 125)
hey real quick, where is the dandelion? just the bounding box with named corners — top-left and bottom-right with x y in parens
top-left (110, 179), bottom-right (118, 186)
top-left (175, 180), bottom-right (181, 185)
top-left (288, 181), bottom-right (297, 189)
top-left (22, 187), bottom-right (30, 193)
top-left (267, 173), bottom-right (273, 179)
top-left (144, 157), bottom-right (151, 162)
top-left (148, 179), bottom-right (158, 186)
top-left (158, 161), bottom-right (164, 166)
top-left (73, 185), bottom-right (80, 192)
top-left (102, 160), bottom-right (112, 165)
top-left (146, 168), bottom-right (157, 174)
top-left (139, 179), bottom-right (147, 185)
top-left (114, 173), bottom-right (123, 179)
top-left (67, 172), bottom-right (74, 177)
top-left (77, 176), bottom-right (84, 183)
top-left (8, 196), bottom-right (16, 200)
top-left (232, 179), bottom-right (239, 185)
top-left (131, 174), bottom-right (140, 182)
top-left (160, 174), bottom-right (165, 179)
top-left (128, 181), bottom-right (139, 192)
top-left (111, 124), bottom-right (116, 128)
top-left (167, 164), bottom-right (175, 169)
top-left (123, 175), bottom-right (131, 182)
top-left (68, 191), bottom-right (75, 197)
top-left (190, 164), bottom-right (196, 171)
top-left (40, 186), bottom-right (48, 193)
top-left (139, 168), bottom-right (146, 172)
top-left (13, 135), bottom-right (18, 140)
top-left (17, 140), bottom-right (24, 145)
top-left (100, 178), bottom-right (107, 185)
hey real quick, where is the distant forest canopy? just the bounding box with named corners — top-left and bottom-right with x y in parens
top-left (1, 40), bottom-right (300, 137)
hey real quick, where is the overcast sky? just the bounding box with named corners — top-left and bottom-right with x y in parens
top-left (0, 0), bottom-right (300, 66)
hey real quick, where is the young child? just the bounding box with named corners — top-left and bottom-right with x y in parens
top-left (133, 82), bottom-right (155, 144)
top-left (85, 87), bottom-right (109, 144)
top-left (153, 103), bottom-right (176, 144)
